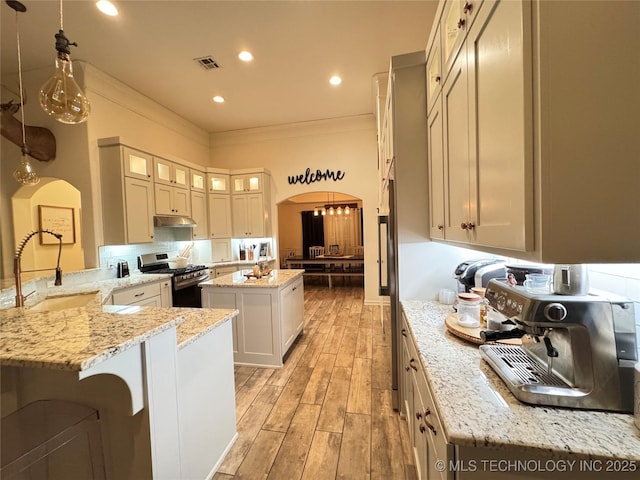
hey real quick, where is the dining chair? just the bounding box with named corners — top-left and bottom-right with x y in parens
top-left (309, 246), bottom-right (324, 259)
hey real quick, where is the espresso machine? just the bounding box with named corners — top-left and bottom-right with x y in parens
top-left (479, 279), bottom-right (638, 412)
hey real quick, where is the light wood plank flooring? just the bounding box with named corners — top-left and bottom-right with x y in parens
top-left (214, 281), bottom-right (416, 480)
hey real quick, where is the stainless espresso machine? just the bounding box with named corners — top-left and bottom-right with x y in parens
top-left (479, 279), bottom-right (638, 412)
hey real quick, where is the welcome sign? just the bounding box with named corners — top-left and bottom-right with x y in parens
top-left (288, 168), bottom-right (345, 185)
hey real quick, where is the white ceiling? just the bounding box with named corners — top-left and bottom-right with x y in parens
top-left (1, 0), bottom-right (438, 133)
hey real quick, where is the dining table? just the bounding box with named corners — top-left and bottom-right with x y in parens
top-left (283, 255), bottom-right (364, 288)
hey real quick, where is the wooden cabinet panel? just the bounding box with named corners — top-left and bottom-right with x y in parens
top-left (190, 191), bottom-right (208, 240)
top-left (124, 177), bottom-right (155, 243)
top-left (427, 96), bottom-right (445, 239)
top-left (123, 147), bottom-right (153, 180)
top-left (209, 194), bottom-right (232, 238)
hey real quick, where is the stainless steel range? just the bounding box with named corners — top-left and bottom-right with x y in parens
top-left (138, 252), bottom-right (210, 307)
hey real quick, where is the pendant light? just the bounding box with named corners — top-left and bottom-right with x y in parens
top-left (345, 205), bottom-right (350, 215)
top-left (7, 0), bottom-right (40, 186)
top-left (39, 0), bottom-right (90, 124)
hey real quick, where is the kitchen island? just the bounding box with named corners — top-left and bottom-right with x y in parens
top-left (401, 300), bottom-right (640, 479)
top-left (200, 269), bottom-right (305, 367)
top-left (0, 291), bottom-right (239, 480)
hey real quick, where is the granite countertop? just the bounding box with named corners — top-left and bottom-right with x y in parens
top-left (401, 300), bottom-right (640, 460)
top-left (200, 269), bottom-right (304, 289)
top-left (1, 273), bottom-right (238, 371)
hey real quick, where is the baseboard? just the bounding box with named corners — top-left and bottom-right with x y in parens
top-left (206, 431), bottom-right (239, 480)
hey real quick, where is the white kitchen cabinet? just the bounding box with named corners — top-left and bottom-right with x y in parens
top-left (201, 272), bottom-right (304, 367)
top-left (155, 183), bottom-right (191, 216)
top-left (189, 169), bottom-right (206, 192)
top-left (207, 172), bottom-right (230, 193)
top-left (212, 239), bottom-right (232, 263)
top-left (427, 94), bottom-right (445, 240)
top-left (190, 191), bottom-right (208, 240)
top-left (231, 172), bottom-right (271, 238)
top-left (279, 276), bottom-right (304, 354)
top-left (441, 0), bottom-right (483, 78)
top-left (111, 280), bottom-right (167, 307)
top-left (429, 0), bottom-right (640, 262)
top-left (231, 173), bottom-right (263, 194)
top-left (153, 157), bottom-right (189, 190)
top-left (440, 0), bottom-right (530, 250)
top-left (425, 24), bottom-right (442, 115)
top-left (99, 141), bottom-right (155, 245)
top-left (209, 193), bottom-right (232, 238)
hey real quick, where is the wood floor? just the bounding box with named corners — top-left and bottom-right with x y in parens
top-left (213, 281), bottom-right (417, 480)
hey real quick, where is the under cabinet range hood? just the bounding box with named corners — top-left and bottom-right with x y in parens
top-left (153, 215), bottom-right (197, 228)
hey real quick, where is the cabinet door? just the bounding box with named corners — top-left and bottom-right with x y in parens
top-left (155, 184), bottom-right (174, 215)
top-left (231, 195), bottom-right (250, 237)
top-left (246, 194), bottom-right (265, 237)
top-left (154, 157), bottom-right (174, 186)
top-left (232, 174), bottom-right (263, 194)
top-left (190, 191), bottom-right (208, 240)
top-left (173, 188), bottom-right (191, 216)
top-left (124, 177), bottom-right (154, 243)
top-left (212, 239), bottom-right (232, 262)
top-left (201, 291), bottom-right (238, 354)
top-left (412, 377), bottom-right (429, 480)
top-left (466, 0), bottom-right (532, 251)
top-left (173, 164), bottom-right (189, 190)
top-left (160, 280), bottom-right (173, 307)
top-left (442, 49), bottom-right (470, 243)
top-left (123, 147), bottom-right (153, 180)
top-left (207, 173), bottom-right (230, 193)
top-left (279, 278), bottom-right (304, 354)
top-left (428, 95), bottom-right (446, 239)
top-left (209, 194), bottom-right (232, 238)
top-left (190, 169), bottom-right (206, 192)
top-left (426, 25), bottom-right (442, 115)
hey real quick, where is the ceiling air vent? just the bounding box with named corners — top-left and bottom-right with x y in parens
top-left (194, 56), bottom-right (221, 70)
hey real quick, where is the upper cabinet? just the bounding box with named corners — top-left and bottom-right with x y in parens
top-left (98, 142), bottom-right (155, 245)
top-left (425, 0), bottom-right (640, 262)
top-left (425, 25), bottom-right (442, 115)
top-left (207, 172), bottom-right (230, 193)
top-left (231, 172), bottom-right (272, 238)
top-left (154, 157), bottom-right (189, 189)
top-left (232, 173), bottom-right (263, 194)
top-left (190, 169), bottom-right (206, 192)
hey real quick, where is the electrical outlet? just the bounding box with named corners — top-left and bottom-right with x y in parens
top-left (107, 260), bottom-right (115, 270)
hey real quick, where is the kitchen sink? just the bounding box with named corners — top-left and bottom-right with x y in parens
top-left (28, 292), bottom-right (100, 311)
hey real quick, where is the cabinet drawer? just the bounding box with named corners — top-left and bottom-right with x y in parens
top-left (112, 282), bottom-right (161, 305)
top-left (415, 366), bottom-right (448, 467)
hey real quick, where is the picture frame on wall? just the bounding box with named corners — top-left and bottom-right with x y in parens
top-left (38, 205), bottom-right (76, 245)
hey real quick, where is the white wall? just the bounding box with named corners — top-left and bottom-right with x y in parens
top-left (210, 116), bottom-right (381, 302)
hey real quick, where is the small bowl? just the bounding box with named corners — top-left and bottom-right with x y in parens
top-left (168, 257), bottom-right (188, 269)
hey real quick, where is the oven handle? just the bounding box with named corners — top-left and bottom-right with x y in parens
top-left (173, 272), bottom-right (210, 291)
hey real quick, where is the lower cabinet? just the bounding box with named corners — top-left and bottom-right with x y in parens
top-left (111, 280), bottom-right (172, 307)
top-left (402, 312), bottom-right (450, 480)
top-left (201, 276), bottom-right (304, 367)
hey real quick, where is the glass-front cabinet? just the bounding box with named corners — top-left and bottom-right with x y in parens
top-left (153, 157), bottom-right (189, 189)
top-left (190, 169), bottom-right (206, 192)
top-left (207, 173), bottom-right (230, 193)
top-left (232, 173), bottom-right (263, 194)
top-left (123, 147), bottom-right (153, 180)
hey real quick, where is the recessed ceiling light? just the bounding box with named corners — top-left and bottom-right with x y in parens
top-left (213, 96), bottom-right (225, 103)
top-left (330, 75), bottom-right (342, 86)
top-left (238, 51), bottom-right (254, 62)
top-left (96, 0), bottom-right (118, 16)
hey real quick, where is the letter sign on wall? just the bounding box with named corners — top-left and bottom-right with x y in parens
top-left (287, 168), bottom-right (345, 185)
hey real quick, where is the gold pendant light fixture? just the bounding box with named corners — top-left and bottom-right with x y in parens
top-left (7, 0), bottom-right (40, 186)
top-left (39, 0), bottom-right (90, 124)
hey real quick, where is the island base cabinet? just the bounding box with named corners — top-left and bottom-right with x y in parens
top-left (201, 276), bottom-right (304, 368)
top-left (177, 320), bottom-right (237, 479)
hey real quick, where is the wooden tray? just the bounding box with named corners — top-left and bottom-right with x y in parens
top-left (444, 314), bottom-right (521, 345)
top-left (244, 269), bottom-right (272, 279)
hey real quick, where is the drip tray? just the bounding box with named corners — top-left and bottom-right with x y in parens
top-left (480, 344), bottom-right (568, 388)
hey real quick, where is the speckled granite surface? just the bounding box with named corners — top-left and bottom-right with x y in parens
top-left (200, 269), bottom-right (304, 288)
top-left (1, 274), bottom-right (238, 371)
top-left (401, 300), bottom-right (640, 460)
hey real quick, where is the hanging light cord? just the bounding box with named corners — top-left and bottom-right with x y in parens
top-left (15, 8), bottom-right (27, 152)
top-left (59, 0), bottom-right (63, 30)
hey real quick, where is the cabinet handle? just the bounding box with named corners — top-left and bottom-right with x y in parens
top-left (457, 18), bottom-right (466, 29)
top-left (401, 329), bottom-right (407, 337)
top-left (405, 366), bottom-right (410, 372)
top-left (467, 222), bottom-right (475, 230)
top-left (419, 424), bottom-right (426, 434)
top-left (425, 419), bottom-right (437, 435)
top-left (415, 412), bottom-right (422, 420)
top-left (461, 222), bottom-right (468, 230)
top-left (435, 75), bottom-right (441, 84)
top-left (409, 359), bottom-right (418, 371)
top-left (437, 224), bottom-right (444, 230)
top-left (463, 1), bottom-right (472, 14)
top-left (424, 408), bottom-right (431, 417)
top-left (134, 292), bottom-right (145, 297)
top-left (292, 287), bottom-right (297, 291)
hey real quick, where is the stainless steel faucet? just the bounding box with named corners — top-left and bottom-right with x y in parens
top-left (14, 230), bottom-right (63, 307)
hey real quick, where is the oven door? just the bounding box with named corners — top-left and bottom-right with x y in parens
top-left (172, 272), bottom-right (210, 307)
